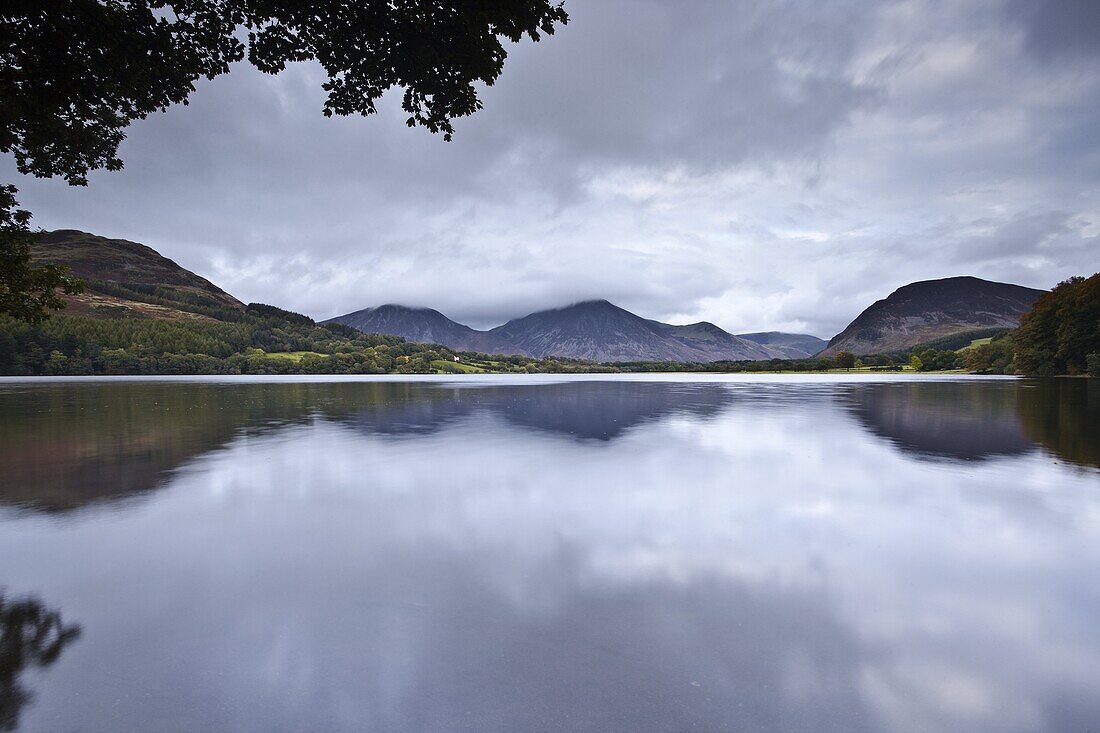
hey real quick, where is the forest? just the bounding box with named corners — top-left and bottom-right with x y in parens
top-left (0, 304), bottom-right (612, 376)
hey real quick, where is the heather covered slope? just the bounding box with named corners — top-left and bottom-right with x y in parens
top-left (31, 230), bottom-right (243, 321)
top-left (822, 277), bottom-right (1046, 356)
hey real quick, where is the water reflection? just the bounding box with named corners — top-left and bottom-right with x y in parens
top-left (340, 381), bottom-right (736, 439)
top-left (0, 381), bottom-right (740, 511)
top-left (0, 377), bottom-right (1098, 732)
top-left (2, 379), bottom-right (1095, 515)
top-left (0, 594), bottom-right (81, 731)
top-left (1016, 379), bottom-right (1100, 470)
top-left (841, 380), bottom-right (1100, 468)
top-left (841, 382), bottom-right (1032, 461)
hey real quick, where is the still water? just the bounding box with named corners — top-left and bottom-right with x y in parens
top-left (0, 375), bottom-right (1097, 732)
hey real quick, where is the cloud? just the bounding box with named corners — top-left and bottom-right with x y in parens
top-left (1007, 0), bottom-right (1100, 60)
top-left (3, 0), bottom-right (1098, 337)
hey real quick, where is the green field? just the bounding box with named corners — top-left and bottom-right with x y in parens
top-left (263, 351), bottom-right (328, 362)
top-left (430, 359), bottom-right (489, 373)
top-left (957, 337), bottom-right (993, 352)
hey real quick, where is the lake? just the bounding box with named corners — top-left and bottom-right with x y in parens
top-left (1, 374), bottom-right (1098, 732)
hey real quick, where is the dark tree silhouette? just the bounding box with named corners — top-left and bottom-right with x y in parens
top-left (0, 187), bottom-right (83, 323)
top-left (0, 0), bottom-right (568, 320)
top-left (0, 593), bottom-right (82, 731)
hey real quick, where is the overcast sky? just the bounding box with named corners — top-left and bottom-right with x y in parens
top-left (5, 0), bottom-right (1099, 336)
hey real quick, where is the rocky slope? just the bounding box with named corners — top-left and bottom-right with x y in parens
top-left (737, 332), bottom-right (827, 359)
top-left (821, 276), bottom-right (1045, 356)
top-left (326, 304), bottom-right (514, 354)
top-left (329, 300), bottom-right (780, 362)
top-left (487, 300), bottom-right (775, 362)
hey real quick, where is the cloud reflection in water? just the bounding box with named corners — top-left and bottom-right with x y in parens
top-left (0, 376), bottom-right (1097, 732)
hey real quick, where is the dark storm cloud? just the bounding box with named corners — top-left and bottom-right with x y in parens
top-left (1007, 0), bottom-right (1100, 60)
top-left (484, 0), bottom-right (877, 169)
top-left (4, 0), bottom-right (1099, 336)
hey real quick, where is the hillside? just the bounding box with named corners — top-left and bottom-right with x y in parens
top-left (738, 332), bottom-right (827, 359)
top-left (31, 231), bottom-right (1050, 366)
top-left (31, 229), bottom-right (243, 321)
top-left (822, 276), bottom-right (1046, 356)
top-left (325, 304), bottom-right (516, 354)
top-left (25, 230), bottom-right (778, 364)
top-left (329, 299), bottom-right (778, 362)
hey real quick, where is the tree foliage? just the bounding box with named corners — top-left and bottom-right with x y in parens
top-left (962, 334), bottom-right (1016, 374)
top-left (1, 0), bottom-right (569, 185)
top-left (909, 347), bottom-right (959, 372)
top-left (0, 186), bottom-right (83, 323)
top-left (0, 308), bottom-right (613, 376)
top-left (1015, 274), bottom-right (1100, 376)
top-left (0, 0), bottom-right (568, 319)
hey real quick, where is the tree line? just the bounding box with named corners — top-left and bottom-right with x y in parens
top-left (0, 303), bottom-right (612, 376)
top-left (2, 273), bottom-right (1097, 376)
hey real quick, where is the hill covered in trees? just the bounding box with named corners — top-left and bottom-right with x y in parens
top-left (1014, 274), bottom-right (1100, 377)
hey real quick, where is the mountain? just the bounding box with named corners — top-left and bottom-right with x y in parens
top-left (330, 299), bottom-right (777, 362)
top-left (821, 276), bottom-right (1046, 356)
top-left (325, 304), bottom-right (515, 354)
top-left (31, 229), bottom-right (243, 320)
top-left (488, 300), bottom-right (775, 362)
top-left (738, 332), bottom-right (827, 359)
top-left (30, 230), bottom-right (775, 363)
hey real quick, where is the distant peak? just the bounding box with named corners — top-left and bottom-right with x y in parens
top-left (371, 303), bottom-right (441, 314)
top-left (565, 299), bottom-right (618, 309)
top-left (334, 303), bottom-right (442, 319)
top-left (885, 276), bottom-right (1046, 300)
top-left (898, 276), bottom-right (980, 288)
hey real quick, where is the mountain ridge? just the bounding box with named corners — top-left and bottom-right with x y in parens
top-left (327, 298), bottom-right (783, 362)
top-left (27, 230), bottom-right (1050, 364)
top-left (488, 299), bottom-right (776, 362)
top-left (321, 299), bottom-right (796, 360)
top-left (737, 332), bottom-right (828, 359)
top-left (821, 276), bottom-right (1046, 356)
top-left (326, 303), bottom-right (516, 354)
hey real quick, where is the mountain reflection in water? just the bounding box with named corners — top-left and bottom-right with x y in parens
top-left (0, 376), bottom-right (1097, 733)
top-left (1, 378), bottom-right (1095, 513)
top-left (840, 382), bottom-right (1033, 461)
top-left (0, 380), bottom-right (740, 511)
